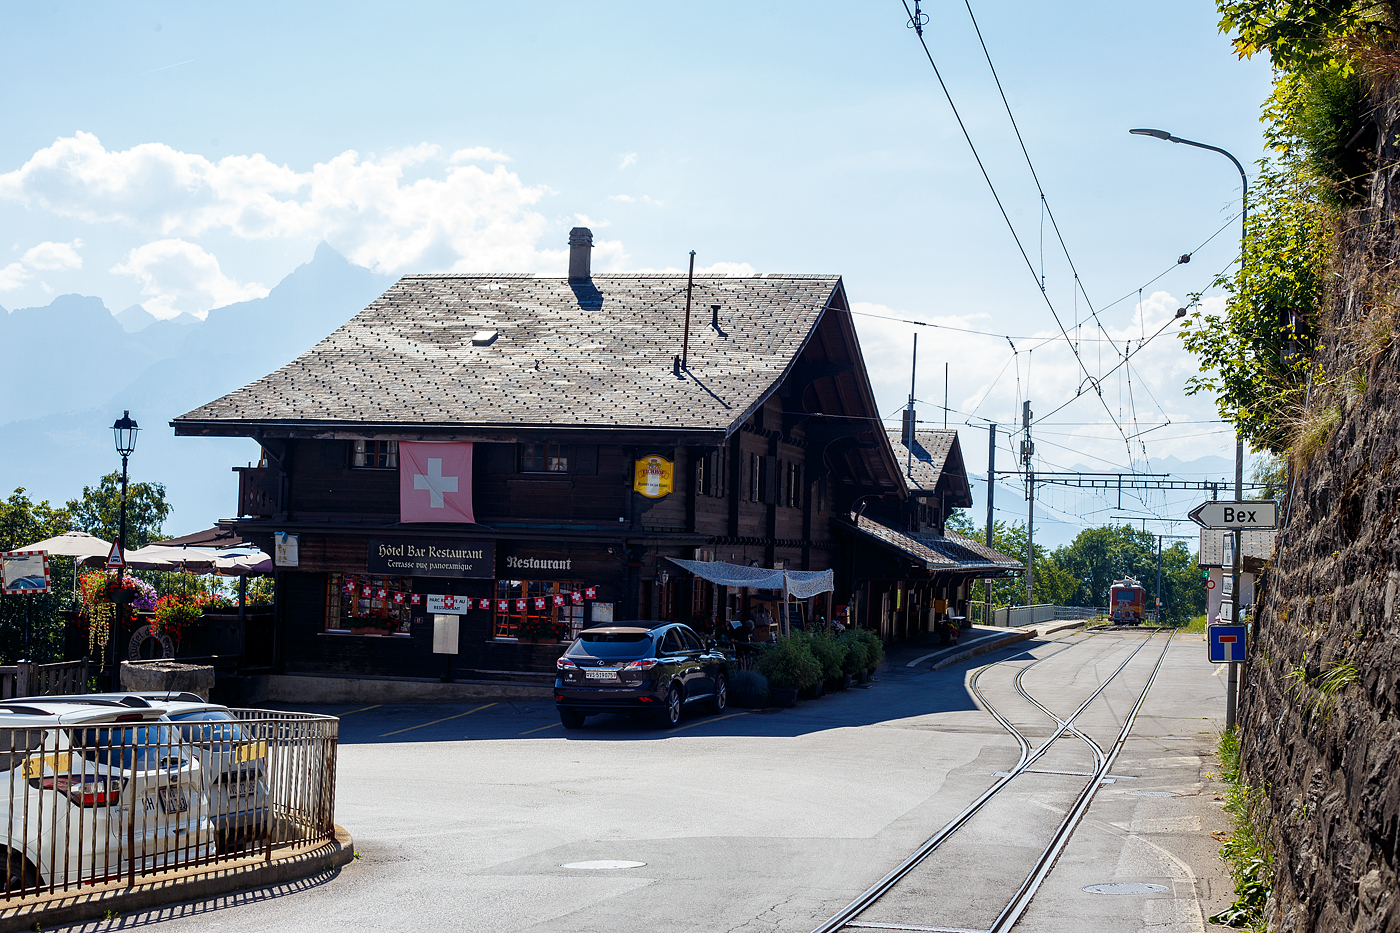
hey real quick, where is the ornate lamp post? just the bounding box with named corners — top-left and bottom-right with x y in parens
top-left (110, 410), bottom-right (139, 688)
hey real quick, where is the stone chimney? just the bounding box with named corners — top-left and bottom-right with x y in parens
top-left (568, 227), bottom-right (593, 282)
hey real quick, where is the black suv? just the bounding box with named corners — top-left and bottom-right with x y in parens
top-left (554, 622), bottom-right (729, 729)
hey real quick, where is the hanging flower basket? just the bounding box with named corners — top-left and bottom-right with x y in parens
top-left (152, 595), bottom-right (205, 642)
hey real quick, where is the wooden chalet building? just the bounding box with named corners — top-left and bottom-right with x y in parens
top-left (173, 228), bottom-right (1018, 691)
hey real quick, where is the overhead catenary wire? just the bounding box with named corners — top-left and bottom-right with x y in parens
top-left (896, 0), bottom-right (1133, 462)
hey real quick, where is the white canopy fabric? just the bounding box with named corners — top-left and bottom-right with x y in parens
top-left (665, 558), bottom-right (834, 599)
top-left (213, 551), bottom-right (274, 575)
top-left (17, 531), bottom-right (113, 559)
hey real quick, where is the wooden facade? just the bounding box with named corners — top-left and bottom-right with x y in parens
top-left (175, 229), bottom-right (1018, 685)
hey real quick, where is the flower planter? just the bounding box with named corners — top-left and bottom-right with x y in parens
top-left (769, 687), bottom-right (799, 707)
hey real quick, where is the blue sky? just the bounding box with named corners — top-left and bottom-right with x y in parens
top-left (1, 1), bottom-right (1273, 538)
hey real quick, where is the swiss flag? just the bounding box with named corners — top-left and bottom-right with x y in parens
top-left (585, 586), bottom-right (597, 599)
top-left (534, 597), bottom-right (546, 610)
top-left (399, 442), bottom-right (475, 523)
top-left (516, 599), bottom-right (526, 611)
top-left (477, 598), bottom-right (489, 610)
top-left (553, 594), bottom-right (565, 607)
top-left (393, 591), bottom-right (405, 604)
top-left (376, 588), bottom-right (388, 600)
top-left (571, 590), bottom-right (583, 605)
top-left (498, 599), bottom-right (508, 612)
top-left (441, 595), bottom-right (456, 610)
top-left (361, 584), bottom-right (373, 597)
top-left (410, 593), bottom-right (422, 606)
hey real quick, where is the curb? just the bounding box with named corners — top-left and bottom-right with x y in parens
top-left (0, 825), bottom-right (354, 932)
top-left (908, 630), bottom-right (1037, 672)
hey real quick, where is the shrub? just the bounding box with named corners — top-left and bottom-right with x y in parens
top-left (854, 629), bottom-right (885, 670)
top-left (754, 636), bottom-right (820, 691)
top-left (731, 669), bottom-right (769, 703)
top-left (837, 632), bottom-right (869, 676)
top-left (804, 631), bottom-right (845, 681)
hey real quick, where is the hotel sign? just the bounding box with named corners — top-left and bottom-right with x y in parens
top-left (368, 539), bottom-right (495, 578)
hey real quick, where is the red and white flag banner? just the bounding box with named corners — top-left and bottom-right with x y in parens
top-left (399, 442), bottom-right (475, 523)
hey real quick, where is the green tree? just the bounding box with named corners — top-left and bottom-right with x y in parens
top-left (1217, 0), bottom-right (1394, 72)
top-left (66, 473), bottom-right (172, 549)
top-left (0, 489), bottom-right (76, 663)
top-left (1047, 525), bottom-right (1206, 625)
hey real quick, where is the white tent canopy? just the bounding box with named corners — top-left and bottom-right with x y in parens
top-left (16, 531), bottom-right (113, 559)
top-left (665, 558), bottom-right (834, 599)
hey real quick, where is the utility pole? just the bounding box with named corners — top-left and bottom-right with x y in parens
top-left (1021, 400), bottom-right (1034, 607)
top-left (1156, 535), bottom-right (1163, 621)
top-left (903, 334), bottom-right (917, 476)
top-left (985, 423), bottom-right (996, 625)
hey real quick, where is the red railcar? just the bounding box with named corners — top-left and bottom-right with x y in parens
top-left (1109, 577), bottom-right (1148, 624)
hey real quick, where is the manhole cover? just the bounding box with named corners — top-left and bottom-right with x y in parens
top-left (1128, 790), bottom-right (1180, 797)
top-left (560, 860), bottom-right (646, 870)
top-left (1083, 882), bottom-right (1169, 895)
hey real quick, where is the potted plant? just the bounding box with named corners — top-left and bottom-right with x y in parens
top-left (806, 630), bottom-right (846, 691)
top-left (349, 616), bottom-right (393, 636)
top-left (151, 594), bottom-right (205, 643)
top-left (729, 669), bottom-right (770, 708)
top-left (754, 636), bottom-right (819, 706)
top-left (838, 631), bottom-right (869, 685)
top-left (518, 616), bottom-right (567, 644)
top-left (854, 629), bottom-right (885, 681)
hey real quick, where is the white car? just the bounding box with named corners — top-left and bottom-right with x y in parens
top-left (0, 697), bottom-right (214, 894)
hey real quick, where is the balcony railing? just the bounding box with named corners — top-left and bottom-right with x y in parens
top-left (234, 467), bottom-right (277, 518)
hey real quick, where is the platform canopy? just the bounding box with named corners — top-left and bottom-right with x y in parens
top-left (665, 558), bottom-right (834, 599)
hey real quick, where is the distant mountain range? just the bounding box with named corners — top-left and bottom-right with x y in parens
top-left (0, 243), bottom-right (393, 534)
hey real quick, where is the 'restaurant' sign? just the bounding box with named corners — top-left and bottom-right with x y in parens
top-left (633, 456), bottom-right (674, 499)
top-left (368, 539), bottom-right (494, 578)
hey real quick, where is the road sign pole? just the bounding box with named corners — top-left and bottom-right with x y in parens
top-left (1226, 659), bottom-right (1238, 731)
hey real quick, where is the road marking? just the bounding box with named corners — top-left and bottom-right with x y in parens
top-left (1212, 664), bottom-right (1227, 678)
top-left (340, 704), bottom-right (382, 716)
top-left (672, 710), bottom-right (750, 733)
top-left (520, 722), bottom-right (562, 736)
top-left (379, 702), bottom-right (497, 736)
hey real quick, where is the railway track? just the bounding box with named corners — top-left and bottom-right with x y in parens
top-left (811, 630), bottom-right (1175, 933)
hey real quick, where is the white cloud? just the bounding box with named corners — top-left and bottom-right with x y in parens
top-left (608, 193), bottom-right (664, 206)
top-left (449, 146), bottom-right (512, 163)
top-left (619, 152), bottom-right (637, 170)
top-left (21, 239), bottom-right (82, 271)
top-left (0, 262), bottom-right (29, 292)
top-left (0, 132), bottom-right (556, 276)
top-left (110, 239), bottom-right (268, 319)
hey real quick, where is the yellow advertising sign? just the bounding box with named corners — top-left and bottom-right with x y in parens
top-left (235, 741), bottom-right (269, 764)
top-left (633, 456), bottom-right (674, 499)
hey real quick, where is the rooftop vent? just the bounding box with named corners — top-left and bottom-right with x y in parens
top-left (472, 330), bottom-right (498, 346)
top-left (568, 227), bottom-right (593, 283)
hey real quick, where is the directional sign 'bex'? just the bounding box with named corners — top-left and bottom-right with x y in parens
top-left (1187, 500), bottom-right (1278, 530)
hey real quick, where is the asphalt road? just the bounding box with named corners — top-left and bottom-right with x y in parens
top-left (53, 631), bottom-right (1237, 933)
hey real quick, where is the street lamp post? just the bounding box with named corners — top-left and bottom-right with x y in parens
top-left (111, 410), bottom-right (139, 690)
top-left (1130, 128), bottom-right (1248, 731)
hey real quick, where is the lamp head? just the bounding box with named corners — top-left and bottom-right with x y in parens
top-left (1129, 128), bottom-right (1173, 141)
top-left (112, 410), bottom-right (139, 457)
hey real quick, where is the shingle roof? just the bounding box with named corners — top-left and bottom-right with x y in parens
top-left (175, 274), bottom-right (842, 433)
top-left (886, 428), bottom-right (957, 492)
top-left (848, 514), bottom-right (1022, 572)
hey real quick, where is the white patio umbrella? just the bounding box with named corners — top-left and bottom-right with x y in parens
top-left (18, 531), bottom-right (113, 560)
top-left (122, 545), bottom-right (220, 574)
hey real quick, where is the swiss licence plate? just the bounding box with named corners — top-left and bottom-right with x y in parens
top-left (158, 787), bottom-right (189, 814)
top-left (584, 669), bottom-right (618, 680)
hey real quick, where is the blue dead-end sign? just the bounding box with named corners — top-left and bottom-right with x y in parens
top-left (1209, 624), bottom-right (1247, 663)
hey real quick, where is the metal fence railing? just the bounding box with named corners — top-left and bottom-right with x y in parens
top-left (0, 709), bottom-right (338, 899)
top-left (0, 661), bottom-right (90, 701)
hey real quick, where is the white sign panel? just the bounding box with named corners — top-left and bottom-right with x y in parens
top-left (1219, 599), bottom-right (1234, 621)
top-left (432, 614), bottom-right (460, 654)
top-left (274, 532), bottom-right (299, 567)
top-left (1222, 574), bottom-right (1234, 597)
top-left (426, 594), bottom-right (470, 615)
top-left (1188, 500), bottom-right (1278, 530)
top-left (591, 601), bottom-right (614, 624)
